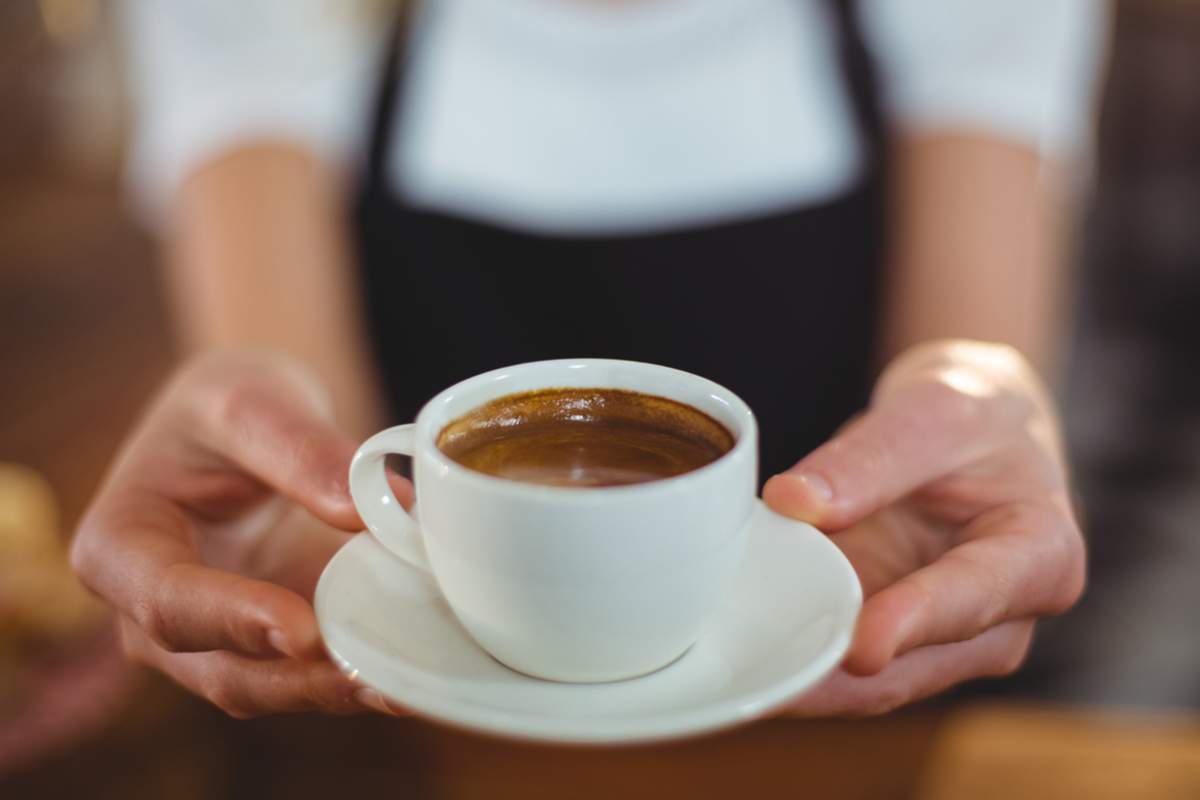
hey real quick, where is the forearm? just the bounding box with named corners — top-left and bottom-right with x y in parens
top-left (166, 143), bottom-right (387, 437)
top-left (880, 133), bottom-right (1076, 378)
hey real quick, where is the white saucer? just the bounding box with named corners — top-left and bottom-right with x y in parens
top-left (315, 499), bottom-right (861, 745)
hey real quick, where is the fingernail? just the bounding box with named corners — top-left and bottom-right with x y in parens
top-left (355, 688), bottom-right (398, 716)
top-left (267, 628), bottom-right (295, 658)
top-left (794, 473), bottom-right (833, 504)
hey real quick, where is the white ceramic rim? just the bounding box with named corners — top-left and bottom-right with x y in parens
top-left (410, 358), bottom-right (758, 505)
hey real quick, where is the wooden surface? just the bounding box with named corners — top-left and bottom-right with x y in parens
top-left (920, 704), bottom-right (1200, 800)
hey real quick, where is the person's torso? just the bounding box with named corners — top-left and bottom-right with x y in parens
top-left (390, 0), bottom-right (867, 236)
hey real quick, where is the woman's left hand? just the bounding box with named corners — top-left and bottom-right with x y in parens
top-left (763, 339), bottom-right (1085, 715)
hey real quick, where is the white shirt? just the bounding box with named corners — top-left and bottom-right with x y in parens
top-left (122, 0), bottom-right (1109, 234)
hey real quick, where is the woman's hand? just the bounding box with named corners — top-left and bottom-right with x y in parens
top-left (763, 339), bottom-right (1084, 715)
top-left (70, 351), bottom-right (404, 718)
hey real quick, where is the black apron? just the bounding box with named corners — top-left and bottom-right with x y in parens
top-left (354, 0), bottom-right (885, 482)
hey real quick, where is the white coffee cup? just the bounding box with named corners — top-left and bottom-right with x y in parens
top-left (348, 359), bottom-right (757, 683)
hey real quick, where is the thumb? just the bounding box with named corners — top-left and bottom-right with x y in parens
top-left (175, 353), bottom-right (367, 531)
top-left (762, 380), bottom-right (997, 531)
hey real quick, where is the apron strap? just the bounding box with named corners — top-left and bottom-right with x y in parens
top-left (826, 0), bottom-right (885, 161)
top-left (363, 0), bottom-right (419, 187)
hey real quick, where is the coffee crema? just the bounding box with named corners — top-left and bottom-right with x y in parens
top-left (436, 388), bottom-right (735, 487)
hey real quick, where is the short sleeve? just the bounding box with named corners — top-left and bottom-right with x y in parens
top-left (858, 0), bottom-right (1111, 158)
top-left (119, 0), bottom-right (386, 226)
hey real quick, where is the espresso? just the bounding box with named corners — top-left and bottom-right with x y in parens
top-left (436, 388), bottom-right (735, 487)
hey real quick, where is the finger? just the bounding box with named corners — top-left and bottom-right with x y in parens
top-left (175, 355), bottom-right (364, 532)
top-left (201, 379), bottom-right (362, 534)
top-left (785, 619), bottom-right (1034, 718)
top-left (119, 617), bottom-right (382, 718)
top-left (823, 513), bottom-right (937, 599)
top-left (762, 379), bottom-right (1003, 531)
top-left (844, 503), bottom-right (1083, 675)
top-left (74, 502), bottom-right (325, 659)
top-left (353, 687), bottom-right (411, 717)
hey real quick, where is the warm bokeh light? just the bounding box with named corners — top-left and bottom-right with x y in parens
top-left (37, 0), bottom-right (98, 47)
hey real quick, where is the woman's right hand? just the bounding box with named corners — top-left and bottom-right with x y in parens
top-left (70, 351), bottom-right (404, 717)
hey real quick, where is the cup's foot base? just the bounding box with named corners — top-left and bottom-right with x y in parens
top-left (487, 643), bottom-right (696, 685)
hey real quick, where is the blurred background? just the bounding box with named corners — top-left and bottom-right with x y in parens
top-left (3, 0), bottom-right (1200, 797)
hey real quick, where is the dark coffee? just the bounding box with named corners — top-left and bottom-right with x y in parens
top-left (436, 388), bottom-right (735, 487)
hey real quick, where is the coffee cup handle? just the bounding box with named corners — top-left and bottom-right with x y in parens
top-left (348, 424), bottom-right (431, 572)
